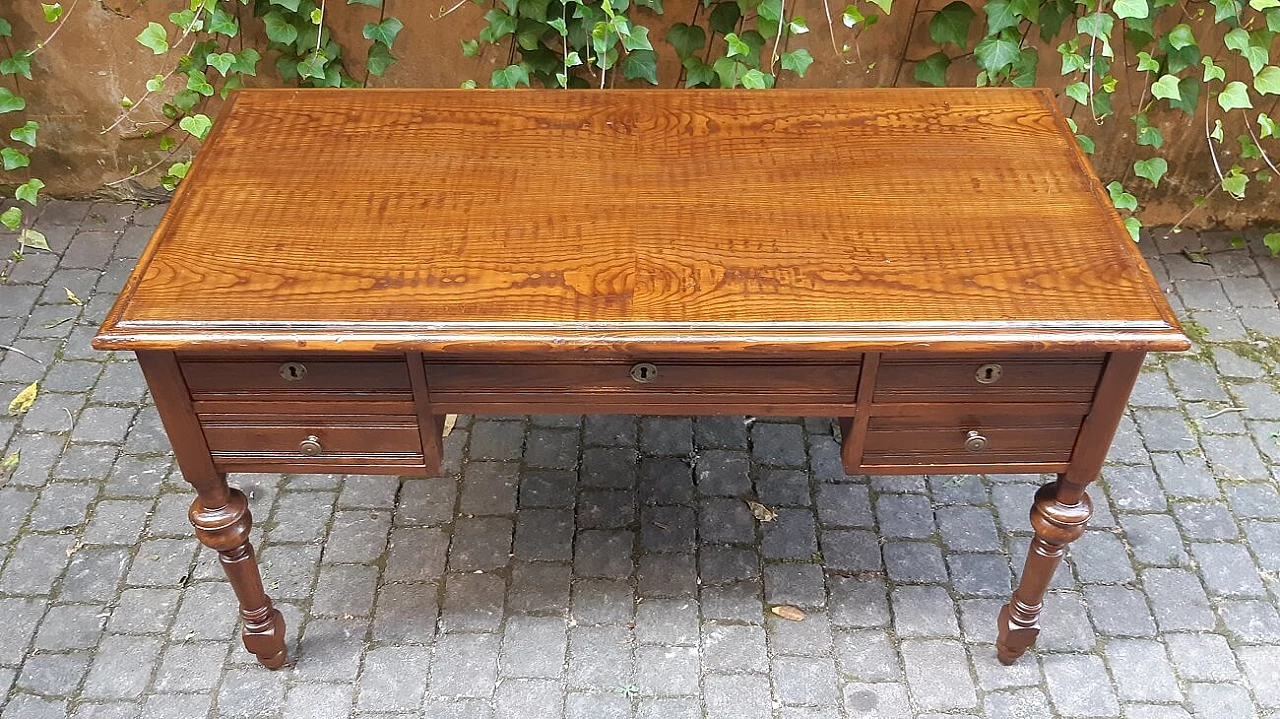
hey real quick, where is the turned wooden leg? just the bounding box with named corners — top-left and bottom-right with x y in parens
top-left (189, 487), bottom-right (287, 669)
top-left (996, 477), bottom-right (1092, 665)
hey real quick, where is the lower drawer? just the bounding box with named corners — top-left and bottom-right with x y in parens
top-left (860, 412), bottom-right (1083, 467)
top-left (425, 359), bottom-right (860, 414)
top-left (200, 414), bottom-right (424, 469)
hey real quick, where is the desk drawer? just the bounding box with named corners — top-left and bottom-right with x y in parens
top-left (874, 354), bottom-right (1104, 403)
top-left (860, 410), bottom-right (1083, 467)
top-left (201, 414), bottom-right (424, 469)
top-left (424, 360), bottom-right (860, 413)
top-left (181, 356), bottom-right (411, 395)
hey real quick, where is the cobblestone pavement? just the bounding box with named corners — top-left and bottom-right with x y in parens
top-left (2, 200), bottom-right (1280, 718)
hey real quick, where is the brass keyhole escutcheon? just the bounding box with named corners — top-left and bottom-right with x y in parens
top-left (975, 363), bottom-right (1003, 385)
top-left (630, 362), bottom-right (658, 384)
top-left (299, 435), bottom-right (322, 456)
top-left (280, 362), bottom-right (308, 382)
top-left (964, 430), bottom-right (988, 453)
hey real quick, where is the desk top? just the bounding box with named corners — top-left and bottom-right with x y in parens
top-left (96, 88), bottom-right (1188, 355)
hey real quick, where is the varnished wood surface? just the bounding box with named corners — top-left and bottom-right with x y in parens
top-left (95, 88), bottom-right (1187, 354)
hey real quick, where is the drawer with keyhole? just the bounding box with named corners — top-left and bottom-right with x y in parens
top-left (873, 354), bottom-right (1105, 404)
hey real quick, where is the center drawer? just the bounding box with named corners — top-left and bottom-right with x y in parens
top-left (424, 359), bottom-right (861, 414)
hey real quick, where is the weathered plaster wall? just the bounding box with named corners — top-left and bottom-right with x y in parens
top-left (3, 0), bottom-right (1275, 227)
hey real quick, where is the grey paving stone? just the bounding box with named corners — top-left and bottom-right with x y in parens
top-left (636, 697), bottom-right (698, 719)
top-left (0, 487), bottom-right (36, 544)
top-left (577, 489), bottom-right (636, 529)
top-left (0, 695), bottom-right (68, 719)
top-left (214, 668), bottom-right (288, 718)
top-left (580, 447), bottom-right (638, 490)
top-left (1042, 653), bottom-right (1121, 717)
top-left (637, 552), bottom-right (697, 598)
top-left (694, 415), bottom-right (748, 449)
top-left (767, 610), bottom-right (834, 658)
top-left (567, 624), bottom-right (633, 690)
top-left (295, 618), bottom-right (366, 682)
top-left (1037, 592), bottom-right (1099, 652)
top-left (832, 628), bottom-right (899, 681)
top-left (396, 477), bottom-right (457, 525)
top-left (751, 422), bottom-right (806, 467)
top-left (311, 564), bottom-right (378, 617)
top-left (763, 562), bottom-right (825, 609)
top-left (584, 414), bottom-right (637, 447)
top-left (828, 575), bottom-right (889, 628)
top-left (1228, 483), bottom-right (1280, 519)
top-left (819, 528), bottom-right (882, 573)
top-left (506, 561), bottom-right (570, 614)
top-left (1106, 638), bottom-right (1182, 702)
top-left (3, 533), bottom-right (78, 595)
top-left (383, 526), bottom-right (449, 583)
top-left (891, 585), bottom-right (959, 638)
top-left (761, 508), bottom-right (818, 559)
top-left (1175, 501), bottom-right (1241, 539)
top-left (574, 530), bottom-right (635, 579)
top-left (698, 496), bottom-right (756, 544)
top-left (936, 505), bottom-right (1001, 551)
top-left (570, 578), bottom-right (635, 624)
top-left (1134, 408), bottom-right (1198, 451)
top-left (901, 639), bottom-right (977, 711)
top-left (283, 683), bottom-right (355, 719)
top-left (565, 693), bottom-right (628, 719)
top-left (698, 544), bottom-right (759, 584)
top-left (638, 457), bottom-right (694, 504)
top-left (518, 468), bottom-right (576, 509)
top-left (948, 552), bottom-right (1012, 597)
top-left (1235, 382), bottom-right (1280, 420)
top-left (635, 645), bottom-right (699, 695)
top-left (430, 634), bottom-right (500, 699)
top-left (469, 420), bottom-right (526, 460)
top-left (450, 517), bottom-right (514, 571)
top-left (1167, 358), bottom-right (1230, 401)
top-left (876, 493), bottom-right (936, 538)
top-left (808, 436), bottom-right (847, 482)
top-left (16, 652), bottom-right (90, 696)
top-left (640, 417), bottom-right (693, 456)
top-left (1085, 585), bottom-right (1157, 637)
top-left (440, 572), bottom-right (506, 632)
top-left (58, 547), bottom-right (131, 603)
top-left (1203, 434), bottom-right (1271, 480)
top-left (928, 473), bottom-right (987, 504)
top-left (1151, 452), bottom-right (1219, 498)
top-left (495, 678), bottom-right (564, 719)
top-left (106, 587), bottom-right (180, 636)
top-left (1119, 513), bottom-right (1190, 566)
top-left (525, 428), bottom-right (579, 470)
top-left (1143, 568), bottom-right (1216, 631)
top-left (151, 642), bottom-right (228, 692)
top-left (1070, 530), bottom-right (1136, 584)
top-left (883, 541), bottom-right (948, 583)
top-left (371, 582), bottom-right (439, 644)
top-left (984, 688), bottom-right (1053, 719)
top-left (842, 682), bottom-right (911, 719)
top-left (1130, 370), bottom-right (1180, 407)
top-left (771, 654), bottom-right (841, 706)
top-left (1187, 682), bottom-right (1257, 719)
top-left (501, 615), bottom-right (568, 678)
top-left (1238, 645), bottom-right (1280, 708)
top-left (700, 580), bottom-right (764, 623)
top-left (1105, 465), bottom-right (1169, 512)
top-left (815, 482), bottom-right (872, 527)
top-left (1191, 542), bottom-right (1266, 597)
top-left (641, 505), bottom-right (695, 553)
top-left (704, 673), bottom-right (773, 719)
top-left (81, 635), bottom-right (162, 699)
top-left (701, 621), bottom-right (767, 673)
top-left (971, 647), bottom-right (1045, 691)
top-left (83, 498), bottom-right (153, 545)
top-left (515, 508), bottom-right (575, 561)
top-left (1165, 632), bottom-right (1241, 681)
top-left (635, 598), bottom-right (698, 646)
top-left (1219, 599), bottom-right (1280, 643)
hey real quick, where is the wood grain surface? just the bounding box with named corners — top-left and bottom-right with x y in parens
top-left (94, 88), bottom-right (1187, 354)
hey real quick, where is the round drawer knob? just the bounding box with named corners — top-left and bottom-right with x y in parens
top-left (299, 435), bottom-right (322, 456)
top-left (974, 363), bottom-right (1003, 384)
top-left (280, 362), bottom-right (308, 381)
top-left (964, 430), bottom-right (988, 453)
top-left (630, 362), bottom-right (658, 384)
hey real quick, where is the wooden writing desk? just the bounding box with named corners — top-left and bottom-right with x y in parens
top-left (94, 88), bottom-right (1188, 669)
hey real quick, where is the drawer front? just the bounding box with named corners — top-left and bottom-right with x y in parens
top-left (424, 360), bottom-right (860, 412)
top-left (874, 354), bottom-right (1104, 403)
top-left (181, 356), bottom-right (411, 395)
top-left (201, 414), bottom-right (423, 468)
top-left (860, 411), bottom-right (1083, 467)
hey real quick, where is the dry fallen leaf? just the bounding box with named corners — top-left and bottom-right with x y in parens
top-left (0, 450), bottom-right (18, 481)
top-left (442, 413), bottom-right (458, 437)
top-left (771, 605), bottom-right (806, 622)
top-left (64, 287), bottom-right (83, 306)
top-left (7, 382), bottom-right (37, 416)
top-left (746, 499), bottom-right (778, 522)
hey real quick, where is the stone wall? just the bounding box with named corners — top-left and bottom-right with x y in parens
top-left (3, 0), bottom-right (1275, 227)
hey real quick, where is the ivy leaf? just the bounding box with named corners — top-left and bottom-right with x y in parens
top-left (0, 51), bottom-right (33, 80)
top-left (1264, 232), bottom-right (1280, 256)
top-left (348, 0), bottom-right (383, 5)
top-left (914, 51), bottom-right (950, 86)
top-left (1166, 23), bottom-right (1195, 49)
top-left (842, 5), bottom-right (865, 26)
top-left (186, 71), bottom-right (214, 97)
top-left (206, 52), bottom-right (236, 76)
top-left (683, 57), bottom-right (716, 87)
top-left (1076, 11), bottom-right (1113, 40)
top-left (1253, 0), bottom-right (1280, 7)
top-left (1133, 157), bottom-right (1168, 187)
top-left (490, 63), bottom-right (530, 88)
top-left (136, 22), bottom-right (169, 54)
top-left (867, 0), bottom-right (894, 12)
top-left (9, 120), bottom-right (37, 147)
top-left (1075, 133), bottom-right (1096, 153)
top-left (270, 0), bottom-right (302, 10)
top-left (1256, 66), bottom-right (1280, 95)
top-left (1169, 76), bottom-right (1200, 114)
top-left (461, 38), bottom-right (479, 56)
top-left (297, 51), bottom-right (328, 79)
top-left (231, 48), bottom-right (261, 75)
top-left (1132, 114), bottom-right (1163, 147)
top-left (740, 68), bottom-right (771, 88)
top-left (363, 17), bottom-right (404, 46)
top-left (724, 32), bottom-right (750, 57)
top-left (1065, 80), bottom-right (1089, 105)
top-left (780, 48), bottom-right (813, 76)
top-left (15, 178), bottom-right (43, 205)
top-left (984, 0), bottom-right (1018, 34)
top-left (1260, 112), bottom-right (1276, 138)
top-left (1217, 81), bottom-right (1252, 111)
top-left (930, 1), bottom-right (975, 48)
top-left (974, 34), bottom-right (1020, 72)
top-left (0, 87), bottom-right (25, 114)
top-left (1123, 217), bottom-right (1141, 242)
top-left (357, 43), bottom-right (393, 77)
top-left (145, 74), bottom-right (165, 92)
top-left (667, 22), bottom-right (706, 59)
top-left (1222, 168), bottom-right (1248, 198)
top-left (1223, 27), bottom-right (1249, 53)
top-left (619, 24), bottom-right (653, 51)
top-left (179, 113), bottom-right (213, 140)
top-left (1113, 0), bottom-right (1148, 19)
top-left (1, 147), bottom-right (28, 171)
top-left (0, 18), bottom-right (10, 37)
top-left (0, 207), bottom-right (19, 230)
top-left (709, 2), bottom-right (741, 34)
top-left (41, 3), bottom-right (62, 23)
top-left (263, 11), bottom-right (298, 44)
top-left (19, 228), bottom-right (48, 252)
top-left (1238, 134), bottom-right (1262, 159)
top-left (1210, 0), bottom-right (1240, 22)
top-left (1135, 51), bottom-right (1159, 72)
top-left (1106, 181), bottom-right (1138, 211)
top-left (1211, 118), bottom-right (1224, 141)
top-left (207, 6), bottom-right (239, 36)
top-left (617, 48), bottom-right (657, 84)
top-left (788, 17), bottom-right (809, 34)
top-left (757, 0), bottom-right (783, 25)
top-left (480, 9), bottom-right (517, 42)
top-left (1150, 74), bottom-right (1181, 101)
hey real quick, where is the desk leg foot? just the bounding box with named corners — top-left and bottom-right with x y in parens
top-left (190, 489), bottom-right (288, 670)
top-left (996, 479), bottom-right (1091, 665)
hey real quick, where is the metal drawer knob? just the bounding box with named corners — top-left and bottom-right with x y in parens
top-left (964, 430), bottom-right (988, 453)
top-left (630, 362), bottom-right (658, 384)
top-left (299, 435), bottom-right (322, 455)
top-left (280, 362), bottom-right (308, 381)
top-left (975, 363), bottom-right (1002, 384)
